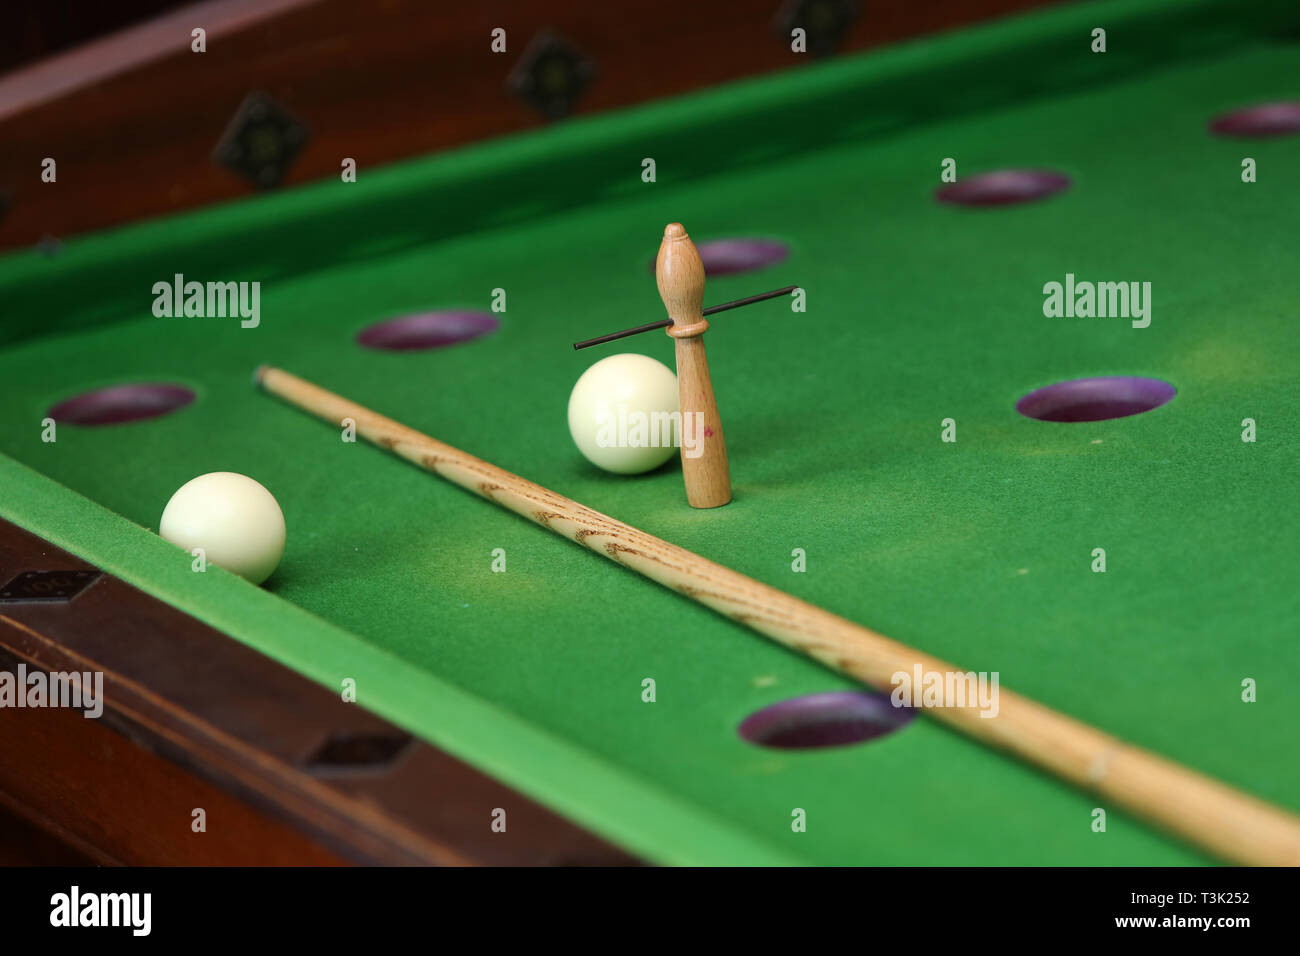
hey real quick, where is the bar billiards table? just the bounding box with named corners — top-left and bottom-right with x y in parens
top-left (1, 0), bottom-right (1298, 866)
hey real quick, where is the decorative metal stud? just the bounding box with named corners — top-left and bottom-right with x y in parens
top-left (304, 731), bottom-right (413, 775)
top-left (213, 91), bottom-right (310, 190)
top-left (0, 570), bottom-right (100, 603)
top-left (775, 0), bottom-right (861, 58)
top-left (507, 32), bottom-right (596, 120)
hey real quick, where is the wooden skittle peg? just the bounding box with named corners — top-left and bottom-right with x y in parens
top-left (656, 222), bottom-right (731, 509)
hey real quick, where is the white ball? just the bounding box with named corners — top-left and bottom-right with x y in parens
top-left (568, 353), bottom-right (679, 474)
top-left (160, 472), bottom-right (286, 584)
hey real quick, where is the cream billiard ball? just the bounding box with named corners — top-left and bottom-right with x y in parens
top-left (160, 472), bottom-right (286, 584)
top-left (568, 353), bottom-right (679, 474)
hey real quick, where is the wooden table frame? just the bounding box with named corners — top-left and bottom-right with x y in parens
top-left (0, 0), bottom-right (1061, 251)
top-left (0, 517), bottom-right (637, 865)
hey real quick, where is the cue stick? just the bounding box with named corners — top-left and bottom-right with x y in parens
top-left (255, 365), bottom-right (1300, 866)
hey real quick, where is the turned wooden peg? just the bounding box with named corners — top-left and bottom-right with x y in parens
top-left (655, 222), bottom-right (731, 509)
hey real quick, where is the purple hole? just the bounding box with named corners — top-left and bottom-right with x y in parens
top-left (738, 691), bottom-right (914, 750)
top-left (357, 311), bottom-right (499, 351)
top-left (1209, 102), bottom-right (1300, 138)
top-left (647, 238), bottom-right (789, 277)
top-left (935, 169), bottom-right (1071, 207)
top-left (1016, 376), bottom-right (1176, 423)
top-left (48, 384), bottom-right (196, 426)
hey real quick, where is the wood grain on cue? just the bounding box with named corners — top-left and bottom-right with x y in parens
top-left (255, 364), bottom-right (1300, 866)
top-left (656, 223), bottom-right (732, 509)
